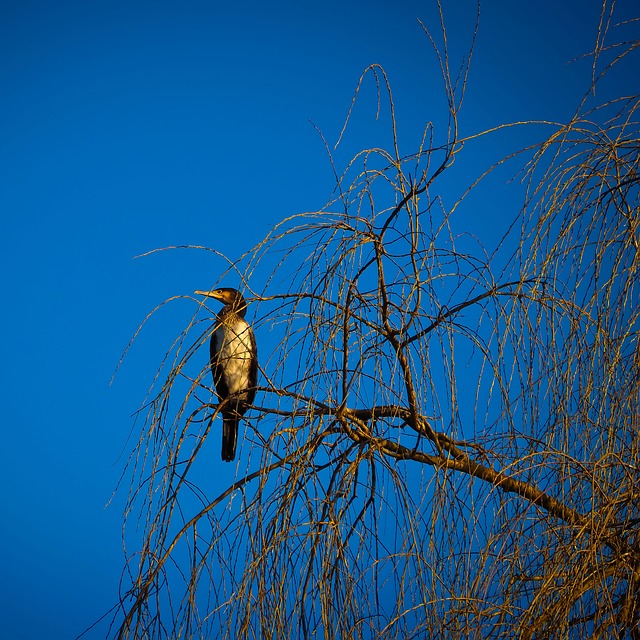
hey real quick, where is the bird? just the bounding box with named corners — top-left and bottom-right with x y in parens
top-left (194, 287), bottom-right (258, 461)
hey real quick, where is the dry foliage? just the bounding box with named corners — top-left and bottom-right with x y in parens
top-left (105, 2), bottom-right (639, 638)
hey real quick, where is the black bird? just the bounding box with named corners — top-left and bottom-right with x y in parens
top-left (195, 287), bottom-right (258, 461)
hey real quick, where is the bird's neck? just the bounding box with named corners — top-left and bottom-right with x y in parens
top-left (220, 304), bottom-right (246, 319)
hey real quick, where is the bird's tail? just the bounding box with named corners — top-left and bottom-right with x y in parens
top-left (221, 414), bottom-right (239, 462)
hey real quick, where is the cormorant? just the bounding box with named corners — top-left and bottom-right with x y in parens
top-left (194, 287), bottom-right (258, 462)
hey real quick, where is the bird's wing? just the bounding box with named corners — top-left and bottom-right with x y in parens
top-left (246, 326), bottom-right (258, 406)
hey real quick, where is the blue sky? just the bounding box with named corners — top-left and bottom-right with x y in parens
top-left (1, 1), bottom-right (637, 638)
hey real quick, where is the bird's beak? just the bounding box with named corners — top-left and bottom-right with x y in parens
top-left (194, 289), bottom-right (222, 299)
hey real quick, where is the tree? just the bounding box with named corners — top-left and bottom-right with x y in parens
top-left (109, 2), bottom-right (640, 638)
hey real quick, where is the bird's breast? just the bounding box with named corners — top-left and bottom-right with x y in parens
top-left (213, 318), bottom-right (255, 396)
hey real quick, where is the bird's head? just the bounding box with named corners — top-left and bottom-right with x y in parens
top-left (195, 287), bottom-right (248, 315)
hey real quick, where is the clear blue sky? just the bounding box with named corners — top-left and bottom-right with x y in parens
top-left (1, 1), bottom-right (636, 638)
